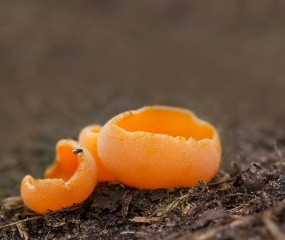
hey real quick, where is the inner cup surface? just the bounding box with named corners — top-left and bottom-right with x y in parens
top-left (91, 127), bottom-right (100, 133)
top-left (46, 145), bottom-right (78, 182)
top-left (117, 108), bottom-right (214, 141)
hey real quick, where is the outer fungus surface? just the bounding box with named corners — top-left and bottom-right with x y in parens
top-left (21, 139), bottom-right (97, 213)
top-left (98, 105), bottom-right (222, 189)
top-left (78, 124), bottom-right (116, 182)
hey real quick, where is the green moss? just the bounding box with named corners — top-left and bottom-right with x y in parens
top-left (138, 199), bottom-right (145, 206)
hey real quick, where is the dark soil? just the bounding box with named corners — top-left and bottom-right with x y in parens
top-left (1, 1), bottom-right (285, 239)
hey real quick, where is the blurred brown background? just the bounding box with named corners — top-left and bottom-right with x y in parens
top-left (1, 0), bottom-right (285, 198)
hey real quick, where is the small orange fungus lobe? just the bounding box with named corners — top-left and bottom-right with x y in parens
top-left (21, 139), bottom-right (97, 213)
top-left (98, 106), bottom-right (222, 189)
top-left (78, 124), bottom-right (116, 182)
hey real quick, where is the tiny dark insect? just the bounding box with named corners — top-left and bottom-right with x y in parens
top-left (72, 148), bottom-right (83, 154)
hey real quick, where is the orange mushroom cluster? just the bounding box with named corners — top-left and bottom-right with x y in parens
top-left (21, 105), bottom-right (222, 213)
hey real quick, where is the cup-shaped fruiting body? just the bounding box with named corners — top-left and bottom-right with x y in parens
top-left (78, 124), bottom-right (116, 182)
top-left (21, 139), bottom-right (97, 213)
top-left (98, 106), bottom-right (222, 189)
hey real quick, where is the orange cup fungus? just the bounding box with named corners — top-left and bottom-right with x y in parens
top-left (97, 106), bottom-right (222, 189)
top-left (78, 124), bottom-right (116, 182)
top-left (21, 139), bottom-right (97, 213)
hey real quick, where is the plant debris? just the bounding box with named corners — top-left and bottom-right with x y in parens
top-left (1, 131), bottom-right (285, 239)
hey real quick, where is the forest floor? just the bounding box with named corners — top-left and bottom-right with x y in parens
top-left (1, 1), bottom-right (285, 239)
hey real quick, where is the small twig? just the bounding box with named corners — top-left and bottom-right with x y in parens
top-left (274, 140), bottom-right (283, 161)
top-left (121, 190), bottom-right (132, 217)
top-left (207, 177), bottom-right (236, 186)
top-left (120, 231), bottom-right (146, 235)
top-left (263, 211), bottom-right (285, 240)
top-left (89, 213), bottom-right (103, 222)
top-left (0, 216), bottom-right (43, 229)
top-left (120, 231), bottom-right (137, 234)
top-left (16, 223), bottom-right (29, 240)
top-left (44, 231), bottom-right (50, 240)
top-left (129, 216), bottom-right (160, 223)
top-left (153, 193), bottom-right (190, 217)
top-left (226, 193), bottom-right (255, 197)
top-left (192, 216), bottom-right (257, 240)
top-left (182, 202), bottom-right (196, 216)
